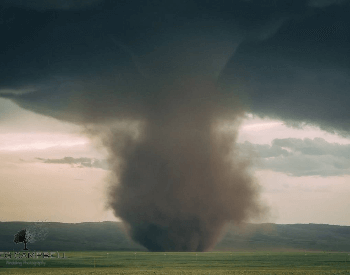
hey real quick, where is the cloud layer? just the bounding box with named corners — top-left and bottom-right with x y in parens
top-left (37, 157), bottom-right (109, 170)
top-left (220, 1), bottom-right (350, 136)
top-left (0, 0), bottom-right (349, 136)
top-left (242, 138), bottom-right (350, 177)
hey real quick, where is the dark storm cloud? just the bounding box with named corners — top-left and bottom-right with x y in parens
top-left (308, 0), bottom-right (348, 7)
top-left (1, 0), bottom-right (349, 134)
top-left (0, 0), bottom-right (103, 10)
top-left (1, 0), bottom-right (350, 251)
top-left (242, 138), bottom-right (350, 176)
top-left (220, 0), bottom-right (350, 136)
top-left (36, 157), bottom-right (109, 169)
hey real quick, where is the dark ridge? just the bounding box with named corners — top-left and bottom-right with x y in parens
top-left (1, 222), bottom-right (349, 252)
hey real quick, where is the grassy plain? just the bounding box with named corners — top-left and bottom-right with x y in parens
top-left (1, 251), bottom-right (350, 274)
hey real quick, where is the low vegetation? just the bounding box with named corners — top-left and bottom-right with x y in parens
top-left (1, 251), bottom-right (350, 274)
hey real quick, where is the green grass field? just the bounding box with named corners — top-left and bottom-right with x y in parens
top-left (1, 251), bottom-right (350, 274)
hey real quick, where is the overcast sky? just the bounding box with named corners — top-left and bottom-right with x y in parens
top-left (1, 0), bottom-right (349, 226)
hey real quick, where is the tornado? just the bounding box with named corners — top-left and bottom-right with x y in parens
top-left (98, 75), bottom-right (263, 251)
top-left (76, 23), bottom-right (265, 251)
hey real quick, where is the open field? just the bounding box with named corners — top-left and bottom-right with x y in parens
top-left (1, 251), bottom-right (350, 274)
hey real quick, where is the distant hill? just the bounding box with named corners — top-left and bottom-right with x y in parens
top-left (0, 221), bottom-right (145, 252)
top-left (216, 223), bottom-right (350, 252)
top-left (1, 222), bottom-right (349, 252)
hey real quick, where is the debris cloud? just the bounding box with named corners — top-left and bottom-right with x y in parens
top-left (95, 77), bottom-right (264, 251)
